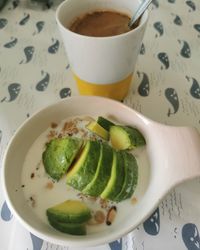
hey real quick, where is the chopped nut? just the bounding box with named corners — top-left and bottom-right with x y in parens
top-left (45, 181), bottom-right (54, 189)
top-left (106, 206), bottom-right (117, 226)
top-left (94, 210), bottom-right (105, 224)
top-left (100, 198), bottom-right (109, 209)
top-left (47, 130), bottom-right (57, 139)
top-left (131, 197), bottom-right (137, 205)
top-left (87, 218), bottom-right (98, 225)
top-left (51, 122), bottom-right (58, 128)
top-left (87, 196), bottom-right (97, 202)
top-left (29, 196), bottom-right (36, 207)
top-left (62, 121), bottom-right (78, 134)
top-left (30, 173), bottom-right (35, 179)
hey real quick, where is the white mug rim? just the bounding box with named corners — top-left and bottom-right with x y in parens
top-left (55, 0), bottom-right (149, 40)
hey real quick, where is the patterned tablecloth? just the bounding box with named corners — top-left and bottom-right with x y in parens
top-left (0, 0), bottom-right (200, 249)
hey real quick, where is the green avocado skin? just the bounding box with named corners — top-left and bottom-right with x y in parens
top-left (122, 126), bottom-right (146, 148)
top-left (42, 137), bottom-right (83, 181)
top-left (100, 150), bottom-right (125, 201)
top-left (66, 140), bottom-right (101, 191)
top-left (115, 151), bottom-right (138, 202)
top-left (82, 143), bottom-right (113, 196)
top-left (47, 216), bottom-right (86, 235)
top-left (46, 208), bottom-right (91, 224)
top-left (97, 116), bottom-right (115, 131)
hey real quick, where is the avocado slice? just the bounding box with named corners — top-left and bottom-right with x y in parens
top-left (110, 125), bottom-right (146, 150)
top-left (100, 151), bottom-right (125, 201)
top-left (82, 142), bottom-right (113, 196)
top-left (97, 116), bottom-right (115, 131)
top-left (48, 217), bottom-right (86, 235)
top-left (115, 151), bottom-right (138, 202)
top-left (87, 121), bottom-right (109, 140)
top-left (46, 200), bottom-right (91, 223)
top-left (66, 140), bottom-right (101, 191)
top-left (42, 137), bottom-right (83, 181)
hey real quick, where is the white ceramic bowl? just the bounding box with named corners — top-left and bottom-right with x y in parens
top-left (2, 96), bottom-right (200, 247)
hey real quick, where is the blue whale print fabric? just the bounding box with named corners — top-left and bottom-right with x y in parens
top-left (182, 223), bottom-right (200, 250)
top-left (0, 0), bottom-right (200, 250)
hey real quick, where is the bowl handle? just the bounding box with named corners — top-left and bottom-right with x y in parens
top-left (147, 124), bottom-right (200, 198)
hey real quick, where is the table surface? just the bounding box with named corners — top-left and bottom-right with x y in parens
top-left (0, 0), bottom-right (200, 249)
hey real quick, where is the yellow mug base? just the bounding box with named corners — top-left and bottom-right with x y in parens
top-left (73, 74), bottom-right (133, 101)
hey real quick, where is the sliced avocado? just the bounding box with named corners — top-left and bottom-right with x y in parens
top-left (48, 216), bottom-right (86, 235)
top-left (46, 200), bottom-right (91, 223)
top-left (82, 142), bottom-right (113, 196)
top-left (97, 116), bottom-right (115, 131)
top-left (100, 151), bottom-right (125, 201)
top-left (110, 125), bottom-right (146, 150)
top-left (42, 137), bottom-right (83, 180)
top-left (115, 151), bottom-right (138, 202)
top-left (87, 121), bottom-right (109, 140)
top-left (66, 140), bottom-right (101, 191)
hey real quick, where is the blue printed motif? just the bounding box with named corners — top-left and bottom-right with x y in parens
top-left (30, 233), bottom-right (43, 250)
top-left (0, 18), bottom-right (8, 29)
top-left (1, 83), bottom-right (21, 102)
top-left (151, 0), bottom-right (159, 8)
top-left (4, 37), bottom-right (18, 48)
top-left (193, 24), bottom-right (200, 37)
top-left (59, 88), bottom-right (71, 98)
top-left (10, 0), bottom-right (20, 9)
top-left (137, 71), bottom-right (150, 96)
top-left (109, 239), bottom-right (122, 250)
top-left (140, 43), bottom-right (145, 55)
top-left (153, 21), bottom-right (164, 37)
top-left (19, 46), bottom-right (35, 64)
top-left (182, 223), bottom-right (200, 250)
top-left (186, 0), bottom-right (196, 12)
top-left (35, 71), bottom-right (50, 91)
top-left (33, 21), bottom-right (45, 35)
top-left (19, 13), bottom-right (30, 25)
top-left (157, 52), bottom-right (170, 69)
top-left (168, 0), bottom-right (176, 3)
top-left (186, 76), bottom-right (200, 99)
top-left (48, 39), bottom-right (60, 54)
top-left (143, 208), bottom-right (160, 235)
top-left (1, 201), bottom-right (13, 221)
top-left (171, 13), bottom-right (183, 25)
top-left (165, 88), bottom-right (179, 116)
top-left (178, 40), bottom-right (191, 58)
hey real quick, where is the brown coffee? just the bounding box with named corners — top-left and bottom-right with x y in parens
top-left (69, 10), bottom-right (139, 37)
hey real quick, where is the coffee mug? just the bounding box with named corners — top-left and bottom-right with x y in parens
top-left (56, 0), bottom-right (148, 101)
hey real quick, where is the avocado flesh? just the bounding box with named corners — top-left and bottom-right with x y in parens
top-left (48, 217), bottom-right (86, 235)
top-left (82, 143), bottom-right (113, 196)
top-left (42, 137), bottom-right (83, 181)
top-left (115, 151), bottom-right (138, 202)
top-left (87, 121), bottom-right (109, 140)
top-left (46, 200), bottom-right (91, 223)
top-left (110, 125), bottom-right (146, 150)
top-left (100, 151), bottom-right (125, 201)
top-left (66, 140), bottom-right (101, 191)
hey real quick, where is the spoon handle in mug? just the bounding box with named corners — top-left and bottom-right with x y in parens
top-left (128, 0), bottom-right (152, 28)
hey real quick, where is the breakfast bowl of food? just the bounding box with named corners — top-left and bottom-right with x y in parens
top-left (2, 96), bottom-right (200, 247)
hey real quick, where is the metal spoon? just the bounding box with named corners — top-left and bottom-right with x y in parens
top-left (128, 0), bottom-right (152, 28)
